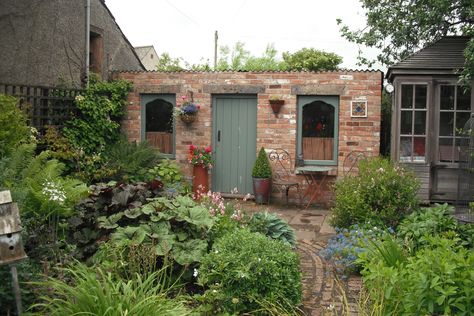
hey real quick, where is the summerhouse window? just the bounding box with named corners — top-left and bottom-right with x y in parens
top-left (438, 85), bottom-right (472, 163)
top-left (399, 84), bottom-right (427, 163)
top-left (141, 94), bottom-right (175, 157)
top-left (297, 96), bottom-right (339, 165)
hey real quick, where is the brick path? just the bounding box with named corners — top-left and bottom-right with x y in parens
top-left (239, 201), bottom-right (362, 315)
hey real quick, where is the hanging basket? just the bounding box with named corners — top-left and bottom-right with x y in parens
top-left (269, 99), bottom-right (285, 115)
top-left (180, 113), bottom-right (196, 124)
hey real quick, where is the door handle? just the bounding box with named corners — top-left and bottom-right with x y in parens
top-left (218, 130), bottom-right (221, 142)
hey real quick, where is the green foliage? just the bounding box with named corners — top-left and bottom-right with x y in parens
top-left (0, 260), bottom-right (42, 316)
top-left (282, 48), bottom-right (342, 71)
top-left (68, 181), bottom-right (162, 259)
top-left (62, 78), bottom-right (132, 155)
top-left (198, 229), bottom-right (302, 315)
top-left (156, 52), bottom-right (185, 71)
top-left (31, 263), bottom-right (190, 316)
top-left (71, 185), bottom-right (214, 266)
top-left (0, 94), bottom-right (30, 157)
top-left (337, 0), bottom-right (474, 82)
top-left (217, 42), bottom-right (286, 71)
top-left (360, 236), bottom-right (474, 316)
top-left (397, 203), bottom-right (473, 252)
top-left (331, 157), bottom-right (420, 228)
top-left (147, 159), bottom-right (184, 188)
top-left (252, 147), bottom-right (272, 178)
top-left (105, 138), bottom-right (162, 182)
top-left (248, 211), bottom-right (297, 248)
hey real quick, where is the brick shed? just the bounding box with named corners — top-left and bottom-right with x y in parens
top-left (115, 70), bottom-right (383, 205)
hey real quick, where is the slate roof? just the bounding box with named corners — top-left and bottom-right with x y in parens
top-left (387, 36), bottom-right (471, 80)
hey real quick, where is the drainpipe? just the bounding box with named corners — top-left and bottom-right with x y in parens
top-left (85, 0), bottom-right (90, 87)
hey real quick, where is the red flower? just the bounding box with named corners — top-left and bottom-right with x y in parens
top-left (189, 145), bottom-right (195, 151)
top-left (205, 146), bottom-right (212, 153)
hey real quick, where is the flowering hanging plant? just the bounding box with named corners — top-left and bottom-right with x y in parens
top-left (188, 145), bottom-right (213, 168)
top-left (174, 95), bottom-right (200, 118)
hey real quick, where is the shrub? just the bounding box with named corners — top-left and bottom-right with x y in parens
top-left (331, 157), bottom-right (420, 228)
top-left (105, 138), bottom-right (162, 182)
top-left (360, 236), bottom-right (474, 315)
top-left (0, 94), bottom-right (30, 157)
top-left (252, 147), bottom-right (272, 178)
top-left (198, 229), bottom-right (302, 314)
top-left (31, 263), bottom-right (190, 316)
top-left (248, 211), bottom-right (297, 248)
top-left (397, 203), bottom-right (461, 252)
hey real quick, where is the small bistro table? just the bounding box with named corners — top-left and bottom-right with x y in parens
top-left (296, 166), bottom-right (335, 209)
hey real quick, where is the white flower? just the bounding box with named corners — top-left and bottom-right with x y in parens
top-left (193, 268), bottom-right (198, 277)
top-left (214, 250), bottom-right (219, 254)
top-left (42, 180), bottom-right (66, 204)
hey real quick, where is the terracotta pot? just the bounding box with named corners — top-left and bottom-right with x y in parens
top-left (192, 164), bottom-right (209, 195)
top-left (180, 113), bottom-right (196, 124)
top-left (252, 177), bottom-right (272, 204)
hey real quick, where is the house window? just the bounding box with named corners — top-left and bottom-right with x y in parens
top-left (399, 84), bottom-right (427, 162)
top-left (297, 96), bottom-right (339, 165)
top-left (141, 94), bottom-right (175, 157)
top-left (438, 85), bottom-right (472, 163)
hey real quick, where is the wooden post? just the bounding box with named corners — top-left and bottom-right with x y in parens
top-left (10, 265), bottom-right (22, 315)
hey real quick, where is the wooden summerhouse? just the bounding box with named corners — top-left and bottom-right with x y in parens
top-left (387, 36), bottom-right (474, 203)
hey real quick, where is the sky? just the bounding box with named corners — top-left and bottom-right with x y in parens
top-left (106, 0), bottom-right (383, 70)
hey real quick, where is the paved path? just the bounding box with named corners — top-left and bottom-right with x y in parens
top-left (239, 202), bottom-right (362, 315)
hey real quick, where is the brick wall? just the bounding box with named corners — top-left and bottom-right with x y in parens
top-left (115, 70), bottom-right (382, 205)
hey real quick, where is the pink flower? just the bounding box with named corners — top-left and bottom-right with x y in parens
top-left (182, 96), bottom-right (187, 100)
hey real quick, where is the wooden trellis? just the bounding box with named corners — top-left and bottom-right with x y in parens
top-left (0, 83), bottom-right (82, 135)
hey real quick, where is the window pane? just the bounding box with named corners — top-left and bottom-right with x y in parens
top-left (439, 112), bottom-right (454, 136)
top-left (456, 138), bottom-right (470, 163)
top-left (302, 101), bottom-right (334, 160)
top-left (439, 138), bottom-right (453, 162)
top-left (400, 111), bottom-right (412, 135)
top-left (456, 112), bottom-right (471, 136)
top-left (457, 87), bottom-right (471, 111)
top-left (414, 111), bottom-right (426, 135)
top-left (399, 137), bottom-right (412, 162)
top-left (413, 137), bottom-right (425, 161)
top-left (440, 85), bottom-right (455, 110)
top-left (414, 85), bottom-right (427, 109)
top-left (401, 85), bottom-right (413, 109)
top-left (145, 99), bottom-right (173, 154)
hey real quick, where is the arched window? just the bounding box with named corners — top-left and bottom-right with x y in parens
top-left (297, 96), bottom-right (339, 165)
top-left (141, 94), bottom-right (175, 156)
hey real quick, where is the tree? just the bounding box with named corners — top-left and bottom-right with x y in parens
top-left (337, 0), bottom-right (474, 84)
top-left (282, 48), bottom-right (342, 71)
top-left (155, 53), bottom-right (184, 71)
top-left (216, 42), bottom-right (285, 71)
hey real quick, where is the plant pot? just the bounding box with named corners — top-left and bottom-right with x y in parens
top-left (269, 100), bottom-right (284, 115)
top-left (192, 164), bottom-right (209, 196)
top-left (252, 177), bottom-right (272, 204)
top-left (180, 113), bottom-right (196, 124)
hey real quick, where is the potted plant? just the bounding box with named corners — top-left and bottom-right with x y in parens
top-left (174, 95), bottom-right (200, 124)
top-left (269, 96), bottom-right (285, 115)
top-left (252, 147), bottom-right (272, 204)
top-left (188, 144), bottom-right (213, 196)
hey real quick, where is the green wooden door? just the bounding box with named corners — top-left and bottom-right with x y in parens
top-left (212, 95), bottom-right (257, 194)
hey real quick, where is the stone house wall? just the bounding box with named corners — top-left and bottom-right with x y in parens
top-left (115, 70), bottom-right (382, 205)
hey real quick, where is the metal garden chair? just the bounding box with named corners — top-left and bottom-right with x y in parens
top-left (268, 148), bottom-right (301, 206)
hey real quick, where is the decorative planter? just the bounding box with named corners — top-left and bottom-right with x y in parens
top-left (180, 113), bottom-right (196, 124)
top-left (269, 99), bottom-right (285, 115)
top-left (252, 177), bottom-right (272, 204)
top-left (192, 164), bottom-right (209, 195)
